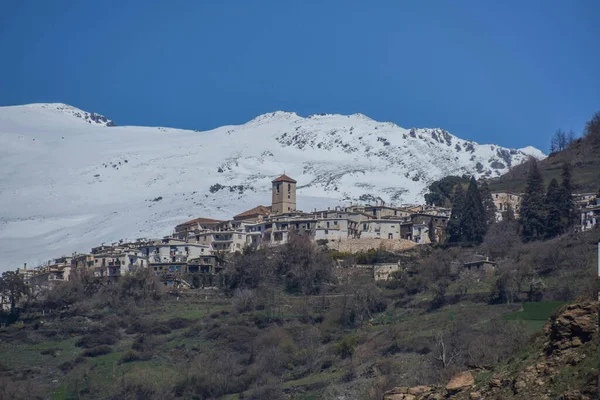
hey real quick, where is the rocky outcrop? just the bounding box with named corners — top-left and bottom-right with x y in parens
top-left (445, 372), bottom-right (474, 392)
top-left (383, 300), bottom-right (598, 400)
top-left (544, 301), bottom-right (596, 354)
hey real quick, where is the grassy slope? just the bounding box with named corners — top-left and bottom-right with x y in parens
top-left (488, 134), bottom-right (600, 193)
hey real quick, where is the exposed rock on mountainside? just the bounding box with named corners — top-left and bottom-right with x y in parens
top-left (383, 301), bottom-right (598, 400)
top-left (26, 103), bottom-right (116, 126)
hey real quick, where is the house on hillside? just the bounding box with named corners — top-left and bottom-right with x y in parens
top-left (15, 263), bottom-right (35, 286)
top-left (580, 205), bottom-right (600, 231)
top-left (491, 192), bottom-right (522, 221)
top-left (29, 265), bottom-right (71, 293)
top-left (463, 256), bottom-right (496, 273)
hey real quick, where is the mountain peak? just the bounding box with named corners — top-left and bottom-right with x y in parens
top-left (24, 103), bottom-right (116, 126)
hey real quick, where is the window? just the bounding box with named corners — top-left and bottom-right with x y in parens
top-left (372, 209), bottom-right (376, 216)
top-left (327, 221), bottom-right (330, 228)
top-left (334, 220), bottom-right (337, 225)
top-left (288, 183), bottom-right (291, 191)
top-left (394, 210), bottom-right (397, 216)
top-left (276, 183), bottom-right (280, 193)
top-left (363, 223), bottom-right (367, 231)
top-left (325, 230), bottom-right (329, 234)
top-left (495, 194), bottom-right (498, 199)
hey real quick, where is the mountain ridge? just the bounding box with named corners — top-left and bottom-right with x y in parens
top-left (0, 103), bottom-right (545, 271)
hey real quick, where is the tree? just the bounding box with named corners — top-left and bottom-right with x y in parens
top-left (424, 175), bottom-right (470, 207)
top-left (559, 163), bottom-right (576, 231)
top-left (0, 271), bottom-right (28, 313)
top-left (479, 181), bottom-right (497, 227)
top-left (566, 130), bottom-right (576, 146)
top-left (461, 177), bottom-right (487, 244)
top-left (447, 185), bottom-right (466, 243)
top-left (584, 111), bottom-right (600, 144)
top-left (550, 129), bottom-right (567, 153)
top-left (428, 217), bottom-right (436, 243)
top-left (502, 203), bottom-right (516, 222)
top-left (544, 178), bottom-right (563, 239)
top-left (520, 160), bottom-right (546, 241)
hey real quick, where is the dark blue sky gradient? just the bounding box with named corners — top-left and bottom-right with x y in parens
top-left (1, 1), bottom-right (599, 151)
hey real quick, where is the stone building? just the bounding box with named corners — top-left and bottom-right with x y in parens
top-left (271, 174), bottom-right (297, 214)
top-left (491, 192), bottom-right (522, 221)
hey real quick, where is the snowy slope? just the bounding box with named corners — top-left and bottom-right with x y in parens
top-left (0, 104), bottom-right (545, 271)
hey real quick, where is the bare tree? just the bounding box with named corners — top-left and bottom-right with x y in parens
top-left (433, 331), bottom-right (461, 369)
top-left (550, 129), bottom-right (567, 153)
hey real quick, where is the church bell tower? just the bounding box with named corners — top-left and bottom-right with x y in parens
top-left (271, 174), bottom-right (297, 214)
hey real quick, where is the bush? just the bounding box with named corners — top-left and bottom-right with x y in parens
top-left (58, 357), bottom-right (84, 373)
top-left (118, 350), bottom-right (151, 364)
top-left (167, 317), bottom-right (191, 330)
top-left (81, 345), bottom-right (112, 357)
top-left (132, 334), bottom-right (161, 353)
top-left (39, 347), bottom-right (59, 357)
top-left (151, 324), bottom-right (172, 335)
top-left (75, 333), bottom-right (118, 348)
top-left (335, 336), bottom-right (358, 359)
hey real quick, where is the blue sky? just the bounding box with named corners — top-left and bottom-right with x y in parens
top-left (1, 1), bottom-right (598, 152)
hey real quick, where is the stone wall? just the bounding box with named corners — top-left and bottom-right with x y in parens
top-left (328, 238), bottom-right (417, 253)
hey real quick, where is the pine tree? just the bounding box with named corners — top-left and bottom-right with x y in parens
top-left (520, 160), bottom-right (546, 241)
top-left (545, 178), bottom-right (563, 238)
top-left (479, 181), bottom-right (497, 226)
top-left (447, 185), bottom-right (466, 243)
top-left (559, 163), bottom-right (575, 231)
top-left (461, 177), bottom-right (487, 243)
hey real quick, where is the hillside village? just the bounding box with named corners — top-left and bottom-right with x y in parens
top-left (4, 172), bottom-right (599, 301)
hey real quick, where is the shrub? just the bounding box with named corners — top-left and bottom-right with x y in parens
top-left (39, 348), bottom-right (59, 357)
top-left (81, 345), bottom-right (112, 357)
top-left (75, 333), bottom-right (118, 348)
top-left (151, 324), bottom-right (172, 335)
top-left (132, 334), bottom-right (161, 353)
top-left (167, 317), bottom-right (191, 330)
top-left (58, 357), bottom-right (84, 373)
top-left (118, 350), bottom-right (151, 364)
top-left (335, 336), bottom-right (358, 359)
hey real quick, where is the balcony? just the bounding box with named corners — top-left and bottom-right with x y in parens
top-left (213, 236), bottom-right (233, 242)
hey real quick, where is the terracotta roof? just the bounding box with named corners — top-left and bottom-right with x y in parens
top-left (234, 205), bottom-right (271, 220)
top-left (272, 174), bottom-right (297, 183)
top-left (177, 217), bottom-right (223, 227)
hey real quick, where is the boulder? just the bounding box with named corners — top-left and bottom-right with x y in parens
top-left (408, 386), bottom-right (432, 395)
top-left (446, 371), bottom-right (474, 391)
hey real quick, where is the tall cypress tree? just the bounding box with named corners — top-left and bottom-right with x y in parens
top-left (520, 160), bottom-right (546, 241)
top-left (462, 177), bottom-right (487, 243)
top-left (479, 181), bottom-right (497, 226)
top-left (503, 203), bottom-right (516, 221)
top-left (447, 185), bottom-right (466, 243)
top-left (559, 163), bottom-right (575, 231)
top-left (545, 178), bottom-right (563, 238)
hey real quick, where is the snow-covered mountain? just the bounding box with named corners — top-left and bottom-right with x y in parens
top-left (0, 103), bottom-right (545, 271)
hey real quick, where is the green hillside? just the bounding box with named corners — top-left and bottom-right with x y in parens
top-left (488, 112), bottom-right (600, 194)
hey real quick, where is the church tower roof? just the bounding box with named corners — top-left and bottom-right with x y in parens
top-left (272, 174), bottom-right (297, 184)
